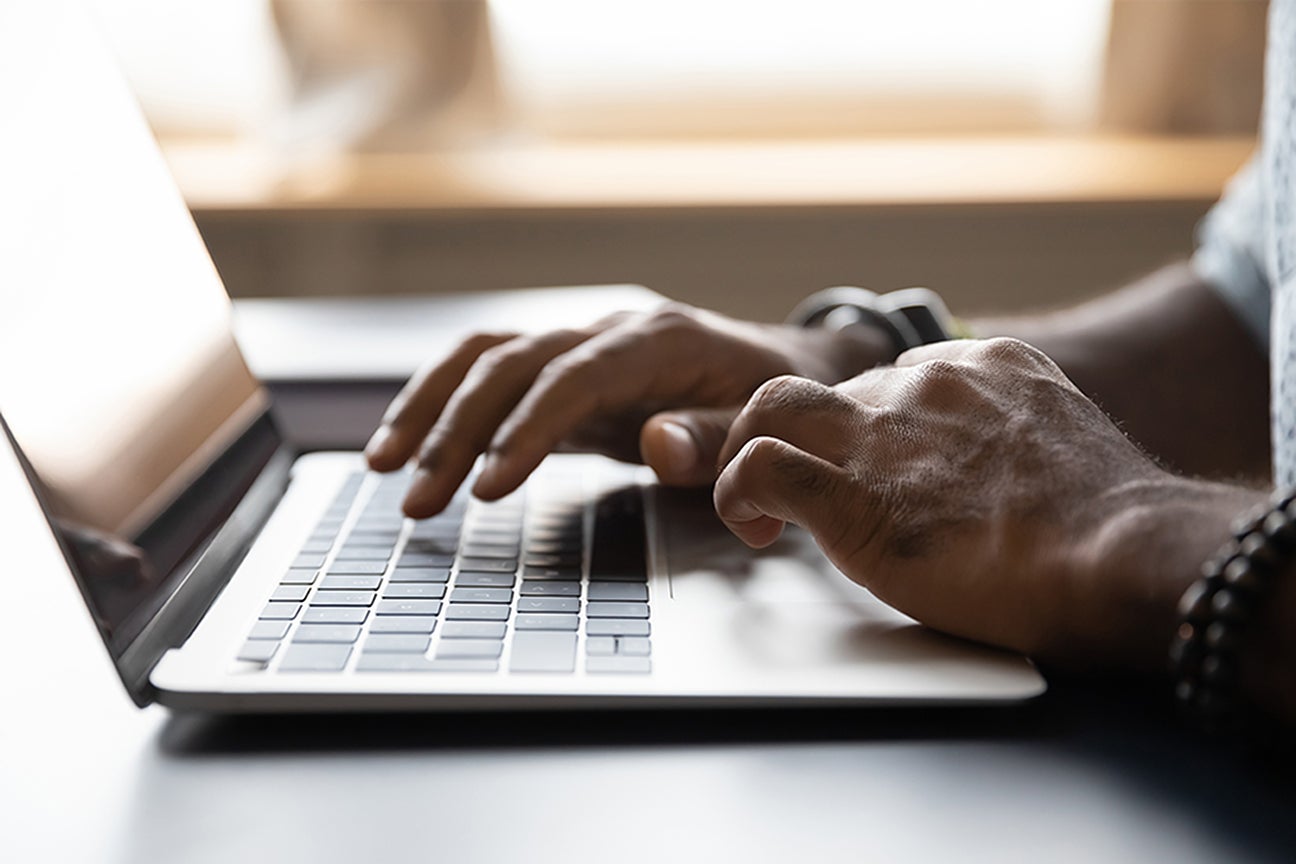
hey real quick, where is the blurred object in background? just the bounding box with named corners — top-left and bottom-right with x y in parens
top-left (490, 0), bottom-right (1111, 138)
top-left (1100, 0), bottom-right (1267, 135)
top-left (269, 0), bottom-right (504, 155)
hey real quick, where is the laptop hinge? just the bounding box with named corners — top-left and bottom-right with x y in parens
top-left (115, 445), bottom-right (295, 705)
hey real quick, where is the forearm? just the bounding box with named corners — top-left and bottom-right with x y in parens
top-left (972, 262), bottom-right (1271, 482)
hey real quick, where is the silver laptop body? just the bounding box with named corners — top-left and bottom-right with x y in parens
top-left (0, 0), bottom-right (1043, 711)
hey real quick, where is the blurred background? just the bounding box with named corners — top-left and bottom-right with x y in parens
top-left (89, 0), bottom-right (1265, 320)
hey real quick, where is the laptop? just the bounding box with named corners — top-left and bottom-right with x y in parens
top-left (0, 1), bottom-right (1043, 712)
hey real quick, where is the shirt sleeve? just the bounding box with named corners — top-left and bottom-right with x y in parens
top-left (1191, 157), bottom-right (1272, 352)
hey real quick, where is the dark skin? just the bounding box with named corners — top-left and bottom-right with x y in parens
top-left (366, 261), bottom-right (1294, 725)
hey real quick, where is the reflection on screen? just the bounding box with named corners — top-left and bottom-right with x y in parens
top-left (0, 2), bottom-right (272, 651)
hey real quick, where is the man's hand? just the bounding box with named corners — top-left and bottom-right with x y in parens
top-left (713, 337), bottom-right (1262, 671)
top-left (365, 303), bottom-right (891, 517)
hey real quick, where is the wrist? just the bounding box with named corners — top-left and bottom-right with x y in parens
top-left (1060, 475), bottom-right (1264, 675)
top-left (774, 322), bottom-right (895, 383)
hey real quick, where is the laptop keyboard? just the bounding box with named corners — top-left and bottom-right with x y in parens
top-left (236, 466), bottom-right (652, 675)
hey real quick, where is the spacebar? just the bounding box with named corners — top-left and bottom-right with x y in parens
top-left (509, 631), bottom-right (576, 673)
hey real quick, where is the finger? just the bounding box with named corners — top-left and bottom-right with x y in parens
top-left (713, 436), bottom-right (852, 549)
top-left (639, 407), bottom-right (739, 486)
top-left (716, 375), bottom-right (863, 471)
top-left (471, 323), bottom-right (672, 499)
top-left (404, 328), bottom-right (592, 517)
top-left (365, 332), bottom-right (516, 471)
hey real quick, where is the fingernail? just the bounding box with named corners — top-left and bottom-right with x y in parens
top-left (405, 469), bottom-right (437, 508)
top-left (660, 421), bottom-right (698, 477)
top-left (364, 426), bottom-right (391, 460)
top-left (476, 452), bottom-right (502, 491)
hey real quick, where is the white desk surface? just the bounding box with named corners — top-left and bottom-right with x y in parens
top-left (4, 289), bottom-right (1294, 864)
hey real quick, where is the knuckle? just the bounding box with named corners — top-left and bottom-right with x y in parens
top-left (646, 303), bottom-right (699, 333)
top-left (974, 336), bottom-right (1044, 368)
top-left (747, 374), bottom-right (820, 415)
top-left (907, 358), bottom-right (972, 405)
top-left (459, 331), bottom-right (514, 357)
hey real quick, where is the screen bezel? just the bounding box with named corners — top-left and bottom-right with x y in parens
top-left (1, 408), bottom-right (294, 706)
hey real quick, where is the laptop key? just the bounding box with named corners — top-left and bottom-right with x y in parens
top-left (278, 643), bottom-right (352, 672)
top-left (440, 621), bottom-right (507, 639)
top-left (311, 590), bottom-right (377, 607)
top-left (445, 603), bottom-right (510, 621)
top-left (586, 656), bottom-right (651, 674)
top-left (455, 572), bottom-right (516, 588)
top-left (585, 636), bottom-right (617, 656)
top-left (364, 634), bottom-right (431, 653)
top-left (260, 602), bottom-right (301, 620)
top-left (370, 616), bottom-right (437, 634)
top-left (586, 602), bottom-right (650, 619)
top-left (383, 583), bottom-right (447, 600)
top-left (327, 560), bottom-right (388, 576)
top-left (617, 637), bottom-right (652, 656)
top-left (389, 567), bottom-right (451, 583)
top-left (459, 543), bottom-right (519, 559)
top-left (436, 639), bottom-right (504, 659)
top-left (376, 599), bottom-right (444, 616)
top-left (399, 552), bottom-right (455, 568)
top-left (514, 613), bottom-right (578, 631)
top-left (291, 553), bottom-right (326, 569)
top-left (587, 582), bottom-right (648, 602)
top-left (249, 620), bottom-right (291, 640)
top-left (449, 587), bottom-right (513, 604)
top-left (589, 486), bottom-right (647, 582)
top-left (524, 554), bottom-right (582, 569)
top-left (299, 539), bottom-right (333, 554)
top-left (517, 597), bottom-right (579, 614)
top-left (320, 575), bottom-right (382, 591)
top-left (280, 568), bottom-right (319, 585)
top-left (523, 567), bottom-right (581, 581)
top-left (293, 624), bottom-right (362, 644)
top-left (333, 546), bottom-right (392, 561)
top-left (519, 580), bottom-right (580, 597)
top-left (271, 585), bottom-right (310, 603)
top-left (303, 607), bottom-right (369, 624)
top-left (585, 619), bottom-right (650, 637)
top-left (509, 631), bottom-right (577, 673)
top-left (457, 557), bottom-right (517, 573)
top-left (237, 640), bottom-right (279, 664)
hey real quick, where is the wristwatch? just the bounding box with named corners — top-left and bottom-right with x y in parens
top-left (786, 286), bottom-right (966, 360)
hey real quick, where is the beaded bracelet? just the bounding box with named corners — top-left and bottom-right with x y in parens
top-left (1170, 489), bottom-right (1296, 731)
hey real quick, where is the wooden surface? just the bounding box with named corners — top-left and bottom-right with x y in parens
top-left (165, 135), bottom-right (1254, 215)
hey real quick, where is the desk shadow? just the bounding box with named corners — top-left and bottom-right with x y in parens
top-left (157, 699), bottom-right (1046, 758)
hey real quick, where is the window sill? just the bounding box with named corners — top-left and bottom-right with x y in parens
top-left (163, 134), bottom-right (1253, 216)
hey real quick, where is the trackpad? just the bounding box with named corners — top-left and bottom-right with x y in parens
top-left (655, 487), bottom-right (908, 623)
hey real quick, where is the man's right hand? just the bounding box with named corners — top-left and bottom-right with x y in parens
top-left (364, 302), bottom-right (891, 518)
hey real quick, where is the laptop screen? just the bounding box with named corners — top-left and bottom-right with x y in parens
top-left (0, 2), bottom-right (278, 656)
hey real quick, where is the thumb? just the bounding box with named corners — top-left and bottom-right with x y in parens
top-left (639, 407), bottom-right (738, 486)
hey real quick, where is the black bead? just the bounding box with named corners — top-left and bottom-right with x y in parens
top-left (1176, 580), bottom-right (1213, 623)
top-left (1204, 620), bottom-right (1239, 653)
top-left (1222, 556), bottom-right (1265, 595)
top-left (1239, 532), bottom-right (1281, 572)
top-left (1201, 652), bottom-right (1236, 686)
top-left (1210, 588), bottom-right (1249, 623)
top-left (1232, 506), bottom-right (1268, 540)
top-left (1169, 629), bottom-right (1204, 672)
top-left (1262, 509), bottom-right (1296, 550)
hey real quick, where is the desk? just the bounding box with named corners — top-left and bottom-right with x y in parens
top-left (4, 290), bottom-right (1293, 864)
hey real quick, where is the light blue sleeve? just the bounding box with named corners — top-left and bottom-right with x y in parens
top-left (1191, 158), bottom-right (1272, 352)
